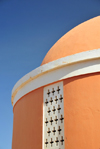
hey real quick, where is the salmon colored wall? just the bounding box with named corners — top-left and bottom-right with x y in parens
top-left (12, 87), bottom-right (43, 149)
top-left (63, 72), bottom-right (100, 149)
top-left (41, 16), bottom-right (100, 65)
top-left (12, 72), bottom-right (100, 149)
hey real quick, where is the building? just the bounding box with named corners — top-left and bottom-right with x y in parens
top-left (11, 16), bottom-right (100, 149)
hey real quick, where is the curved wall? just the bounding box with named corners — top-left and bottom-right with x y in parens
top-left (41, 16), bottom-right (100, 65)
top-left (12, 72), bottom-right (100, 149)
top-left (11, 16), bottom-right (100, 149)
top-left (12, 87), bottom-right (43, 149)
top-left (64, 72), bottom-right (100, 149)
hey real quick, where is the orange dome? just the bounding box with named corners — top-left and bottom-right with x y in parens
top-left (41, 16), bottom-right (100, 65)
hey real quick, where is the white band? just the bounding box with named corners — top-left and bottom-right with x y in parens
top-left (12, 49), bottom-right (100, 106)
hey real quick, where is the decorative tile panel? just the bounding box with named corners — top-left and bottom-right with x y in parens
top-left (43, 82), bottom-right (65, 149)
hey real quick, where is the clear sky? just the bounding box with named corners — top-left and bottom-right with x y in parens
top-left (0, 0), bottom-right (100, 148)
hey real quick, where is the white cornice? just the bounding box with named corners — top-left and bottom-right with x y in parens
top-left (11, 49), bottom-right (100, 106)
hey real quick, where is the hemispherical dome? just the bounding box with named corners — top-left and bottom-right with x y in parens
top-left (41, 16), bottom-right (100, 65)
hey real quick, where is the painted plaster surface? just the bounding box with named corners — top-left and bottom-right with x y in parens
top-left (12, 87), bottom-right (43, 149)
top-left (64, 72), bottom-right (100, 149)
top-left (41, 16), bottom-right (100, 65)
top-left (12, 16), bottom-right (100, 149)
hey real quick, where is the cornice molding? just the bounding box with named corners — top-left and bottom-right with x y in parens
top-left (11, 49), bottom-right (100, 106)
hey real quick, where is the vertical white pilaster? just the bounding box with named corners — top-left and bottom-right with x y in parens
top-left (43, 81), bottom-right (65, 149)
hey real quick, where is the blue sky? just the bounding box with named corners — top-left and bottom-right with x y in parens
top-left (0, 0), bottom-right (100, 148)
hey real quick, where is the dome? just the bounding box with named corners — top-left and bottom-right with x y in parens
top-left (41, 16), bottom-right (100, 65)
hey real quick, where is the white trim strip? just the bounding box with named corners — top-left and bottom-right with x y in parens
top-left (12, 49), bottom-right (100, 106)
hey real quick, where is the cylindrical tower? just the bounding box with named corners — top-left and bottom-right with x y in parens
top-left (11, 16), bottom-right (100, 149)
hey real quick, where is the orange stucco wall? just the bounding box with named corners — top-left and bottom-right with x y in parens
top-left (12, 72), bottom-right (100, 149)
top-left (64, 72), bottom-right (100, 149)
top-left (41, 16), bottom-right (100, 65)
top-left (11, 16), bottom-right (100, 149)
top-left (12, 87), bottom-right (43, 149)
